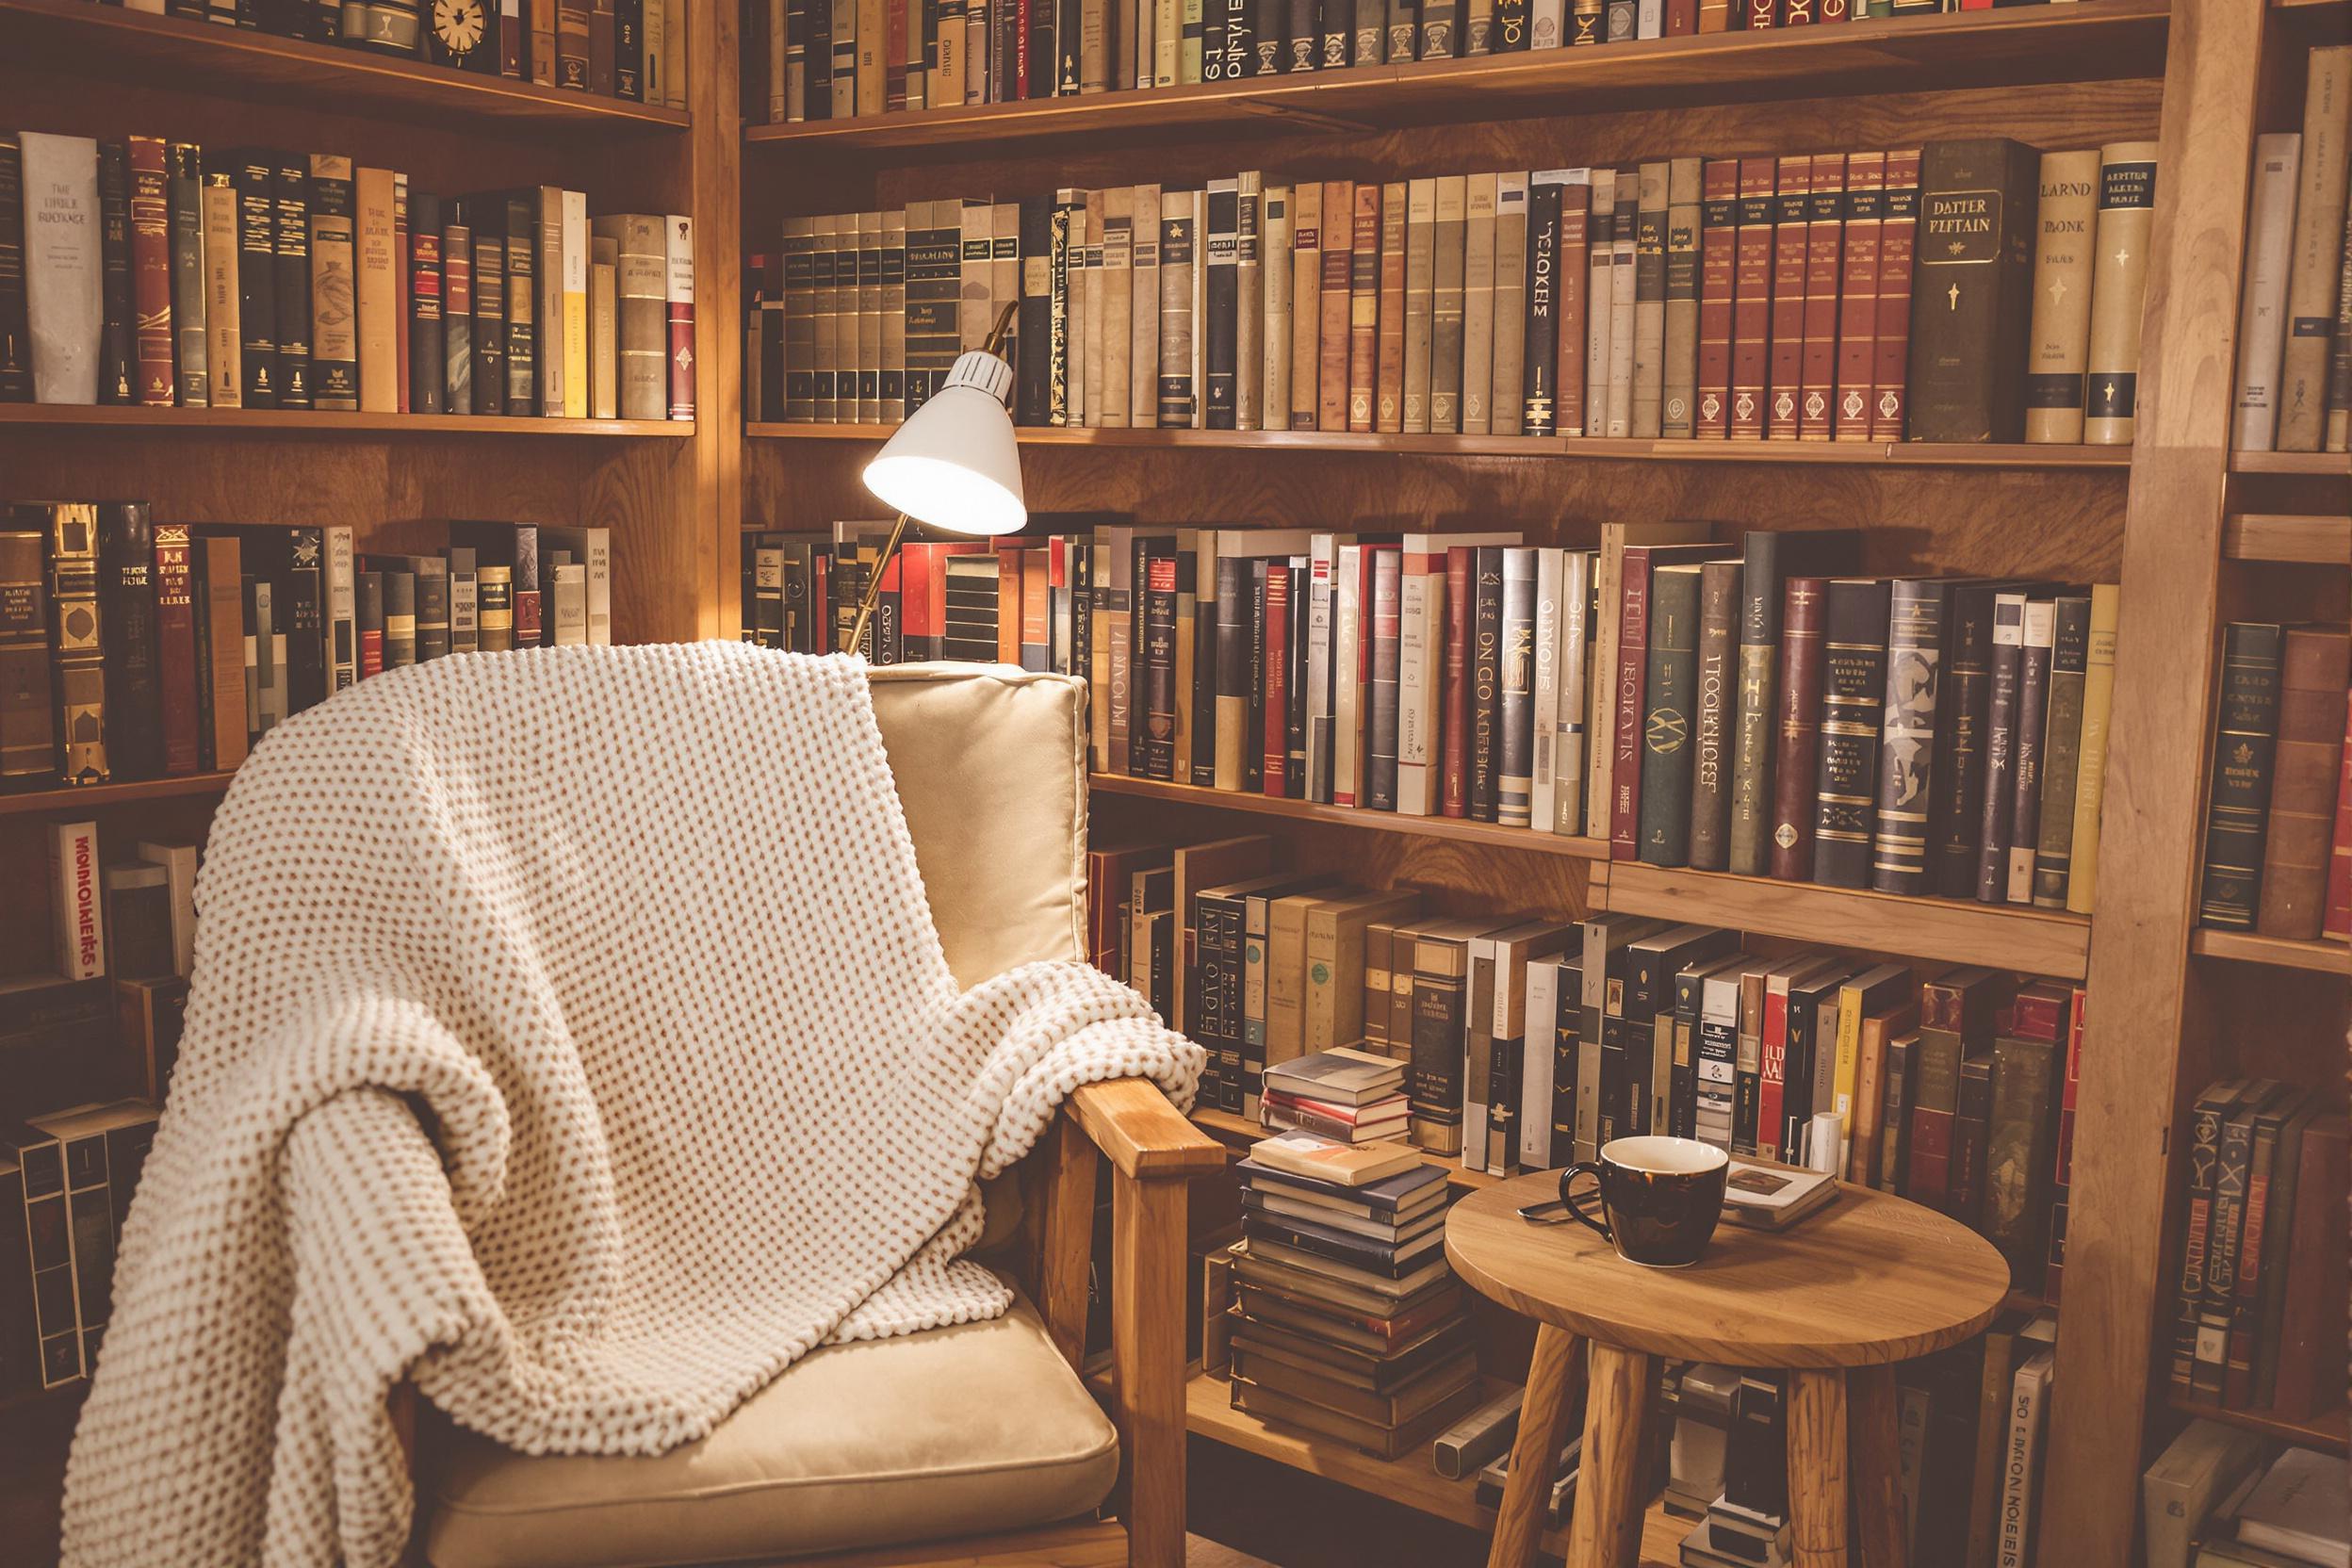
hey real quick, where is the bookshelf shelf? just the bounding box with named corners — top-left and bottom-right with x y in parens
top-left (744, 0), bottom-right (2169, 156)
top-left (2187, 928), bottom-right (2347, 973)
top-left (2230, 449), bottom-right (2352, 476)
top-left (0, 405), bottom-right (691, 438)
top-left (2162, 1392), bottom-right (2349, 1457)
top-left (0, 773), bottom-right (238, 819)
top-left (2221, 514), bottom-right (2352, 563)
top-left (1090, 774), bottom-right (1609, 859)
top-left (1590, 861), bottom-right (2094, 980)
top-left (749, 423), bottom-right (2133, 467)
top-left (0, 0), bottom-right (693, 135)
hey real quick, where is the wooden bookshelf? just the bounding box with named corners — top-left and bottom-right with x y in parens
top-left (2188, 928), bottom-right (2349, 973)
top-left (0, 774), bottom-right (237, 820)
top-left (0, 405), bottom-right (691, 438)
top-left (1091, 775), bottom-right (1609, 860)
top-left (0, 0), bottom-right (693, 134)
top-left (743, 0), bottom-right (2169, 155)
top-left (2221, 513), bottom-right (2352, 563)
top-left (2230, 449), bottom-right (2352, 476)
top-left (2163, 1392), bottom-right (2349, 1458)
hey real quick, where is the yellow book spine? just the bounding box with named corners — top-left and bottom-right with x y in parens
top-left (563, 189), bottom-right (589, 418)
top-left (2066, 583), bottom-right (2121, 915)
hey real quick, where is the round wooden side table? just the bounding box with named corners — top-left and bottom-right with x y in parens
top-left (1446, 1170), bottom-right (2010, 1568)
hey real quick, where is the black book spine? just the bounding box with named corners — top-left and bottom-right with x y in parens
top-left (472, 220), bottom-right (506, 416)
top-left (271, 159), bottom-right (312, 410)
top-left (1287, 0), bottom-right (1315, 68)
top-left (1869, 578), bottom-right (1949, 896)
top-left (1494, 0), bottom-right (1526, 47)
top-left (1245, 560), bottom-right (1268, 794)
top-left (309, 159), bottom-right (359, 412)
top-left (96, 503), bottom-right (160, 780)
top-left (1138, 556), bottom-right (1178, 780)
top-left (2197, 623), bottom-right (2286, 928)
top-left (1639, 564), bottom-right (1700, 867)
top-left (1931, 583), bottom-right (1997, 898)
top-left (1352, 0), bottom-right (1381, 61)
top-left (408, 190), bottom-right (445, 416)
top-left (278, 530), bottom-right (325, 713)
top-left (1223, 0), bottom-right (1255, 76)
top-left (1205, 183), bottom-right (1239, 428)
top-left (1250, 0), bottom-right (1282, 70)
top-left (1016, 197), bottom-right (1053, 426)
top-left (233, 152), bottom-right (278, 408)
top-left (804, 0), bottom-right (831, 117)
top-left (98, 143), bottom-right (134, 405)
top-left (1319, 0), bottom-right (1347, 64)
top-left (0, 136), bottom-right (35, 401)
top-left (1688, 559), bottom-right (1740, 871)
top-left (1973, 594), bottom-right (2026, 902)
top-left (1469, 546), bottom-right (1503, 822)
top-left (1055, 0), bottom-right (1081, 91)
top-left (1520, 175), bottom-right (1560, 435)
top-left (615, 0), bottom-right (644, 98)
top-left (441, 216), bottom-right (471, 416)
top-left (1810, 578), bottom-right (1891, 889)
top-left (504, 194), bottom-right (537, 412)
top-left (994, 0), bottom-right (1020, 100)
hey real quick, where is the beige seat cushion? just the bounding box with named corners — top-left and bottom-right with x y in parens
top-left (421, 1296), bottom-right (1119, 1568)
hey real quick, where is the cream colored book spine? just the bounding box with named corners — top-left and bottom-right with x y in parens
top-left (2023, 148), bottom-right (2100, 445)
top-left (1155, 0), bottom-right (1181, 83)
top-left (351, 167), bottom-right (396, 414)
top-left (2082, 141), bottom-right (2159, 447)
top-left (1158, 189), bottom-right (1194, 428)
top-left (1491, 172), bottom-right (1528, 437)
top-left (1261, 184), bottom-right (1292, 426)
top-left (1075, 194), bottom-right (1097, 427)
top-left (1317, 178), bottom-right (1353, 433)
top-left (589, 237), bottom-right (617, 420)
top-left (1429, 174), bottom-right (1466, 433)
top-left (1236, 171), bottom-right (1264, 432)
top-left (1131, 185), bottom-right (1162, 427)
top-left (1630, 159), bottom-right (1668, 439)
top-left (959, 199), bottom-right (993, 362)
top-left (590, 213), bottom-right (666, 421)
top-left (1461, 172), bottom-right (1497, 435)
top-left (1607, 171), bottom-right (1636, 438)
top-left (1661, 155), bottom-right (1702, 439)
top-left (857, 0), bottom-right (887, 113)
top-left (2278, 47), bottom-right (2352, 450)
top-left (201, 173), bottom-right (243, 409)
top-left (1289, 180), bottom-right (1322, 430)
top-left (1403, 176), bottom-right (1436, 433)
top-left (1585, 167), bottom-right (1616, 441)
top-left (1102, 185), bottom-right (1135, 428)
top-left (2232, 134), bottom-right (2303, 452)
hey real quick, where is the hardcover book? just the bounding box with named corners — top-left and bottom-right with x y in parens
top-left (1809, 577), bottom-right (1891, 889)
top-left (2083, 141), bottom-right (2159, 447)
top-left (1906, 139), bottom-right (2038, 443)
top-left (2022, 147), bottom-right (2099, 445)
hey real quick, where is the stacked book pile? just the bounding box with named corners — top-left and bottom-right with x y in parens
top-left (1226, 1129), bottom-right (1481, 1460)
top-left (1260, 1046), bottom-right (1410, 1142)
top-left (2195, 622), bottom-right (2350, 941)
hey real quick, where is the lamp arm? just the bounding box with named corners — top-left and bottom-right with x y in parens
top-left (981, 299), bottom-right (1019, 358)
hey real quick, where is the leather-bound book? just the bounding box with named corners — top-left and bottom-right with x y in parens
top-left (351, 170), bottom-right (397, 414)
top-left (1133, 185), bottom-right (1163, 430)
top-left (125, 138), bottom-right (173, 408)
top-left (1236, 174), bottom-right (1263, 431)
top-left (1520, 172), bottom-right (1563, 436)
top-left (307, 156), bottom-right (358, 412)
top-left (0, 529), bottom-right (54, 782)
top-left (1661, 156), bottom-right (1702, 439)
top-left (1368, 549), bottom-right (1404, 810)
top-left (2031, 595), bottom-right (2092, 909)
top-left (1377, 181), bottom-right (1407, 433)
top-left (2022, 148), bottom-right (2098, 444)
top-left (2328, 694), bottom-right (2352, 938)
top-left (1984, 989), bottom-right (2065, 1289)
top-left (1402, 178), bottom-right (1435, 433)
top-left (1809, 577), bottom-right (1890, 889)
top-left (273, 530), bottom-right (328, 711)
top-left (1930, 580), bottom-right (2001, 900)
top-left (1636, 563), bottom-right (1702, 866)
top-left (1726, 531), bottom-right (1783, 876)
top-left (447, 212), bottom-right (476, 416)
top-left (1204, 179), bottom-right (1238, 428)
top-left (1320, 179), bottom-right (1357, 433)
top-left (1255, 185), bottom-right (1284, 424)
top-left (1695, 157), bottom-right (1738, 436)
top-left (1496, 547), bottom-right (1536, 826)
top-left (1832, 150), bottom-right (1884, 441)
top-left (0, 135), bottom-right (29, 402)
top-left (1907, 966), bottom-right (2006, 1214)
top-left (557, 0), bottom-right (593, 85)
top-left (2278, 50), bottom-right (2352, 449)
top-left (1429, 175), bottom-right (1465, 433)
top-left (1629, 159), bottom-right (1668, 439)
top-left (1867, 578), bottom-right (1952, 896)
top-left (2198, 622), bottom-right (2285, 930)
top-left (1289, 181), bottom-right (1321, 431)
top-left (1906, 138), bottom-right (2038, 443)
top-left (502, 192), bottom-right (538, 415)
top-left (1015, 198), bottom-right (1051, 425)
top-left (1460, 174), bottom-right (1494, 434)
top-left (34, 503), bottom-right (106, 785)
top-left (1136, 555), bottom-right (1179, 781)
top-left (1870, 149), bottom-right (1921, 440)
top-left (20, 134), bottom-right (101, 406)
top-left (471, 218), bottom-right (506, 416)
top-left (1729, 156), bottom-right (1775, 440)
top-left (1470, 547), bottom-right (1504, 821)
top-left (407, 189), bottom-right (444, 415)
top-left (2254, 628), bottom-right (2350, 938)
top-left (1158, 189), bottom-right (1196, 427)
top-left (1797, 151), bottom-right (1842, 440)
top-left (96, 142), bottom-right (133, 405)
top-left (1491, 173), bottom-right (1527, 437)
top-left (2065, 583), bottom-right (2120, 916)
top-left (2083, 141), bottom-right (2159, 446)
top-left (1605, 171), bottom-right (1635, 436)
top-left (1972, 591), bottom-right (2031, 903)
top-left (189, 533), bottom-right (244, 771)
top-left (270, 157), bottom-right (312, 410)
top-left (1214, 554), bottom-right (1250, 791)
top-left (1555, 169), bottom-right (1590, 437)
top-left (1767, 579), bottom-right (1829, 880)
top-left (1349, 182), bottom-right (1381, 433)
top-left (1583, 168), bottom-right (1615, 439)
top-left (1266, 561), bottom-right (1294, 793)
top-left (1948, 1049), bottom-right (1993, 1228)
top-left (94, 503), bottom-right (160, 782)
top-left (1443, 547), bottom-right (1474, 818)
top-left (2004, 598), bottom-right (2055, 903)
top-left (1764, 153), bottom-right (1809, 440)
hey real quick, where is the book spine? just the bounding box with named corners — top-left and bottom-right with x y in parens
top-left (1491, 174), bottom-right (1527, 436)
top-left (1870, 150), bottom-right (1919, 440)
top-left (1204, 180), bottom-right (1238, 427)
top-left (271, 160), bottom-right (312, 411)
top-left (1368, 550), bottom-right (1403, 809)
top-left (1605, 172), bottom-right (1634, 435)
top-left (1350, 184), bottom-right (1381, 433)
top-left (2066, 583), bottom-right (2120, 915)
top-left (1687, 559), bottom-right (1739, 870)
top-left (1521, 175), bottom-right (1562, 436)
top-left (1556, 171), bottom-right (1588, 437)
top-left (1811, 578), bottom-right (1888, 889)
top-left (2194, 1102), bottom-right (2254, 1400)
top-left (1729, 156), bottom-right (1774, 440)
top-left (2083, 141), bottom-right (2160, 447)
top-left (2329, 690), bottom-right (2352, 939)
top-left (1831, 150), bottom-right (1883, 439)
top-left (1637, 564), bottom-right (1699, 865)
top-left (408, 190), bottom-right (444, 415)
top-left (0, 136), bottom-right (28, 403)
top-left (44, 506), bottom-right (107, 785)
top-left (1796, 151), bottom-right (1842, 439)
top-left (97, 503), bottom-right (160, 780)
top-left (1659, 156), bottom-right (1700, 439)
top-left (1765, 154), bottom-right (1808, 440)
top-left (1443, 548), bottom-right (1473, 817)
top-left (2023, 148), bottom-right (2099, 444)
top-left (1429, 176), bottom-right (1463, 433)
top-left (97, 143), bottom-right (132, 405)
top-left (1468, 550), bottom-right (1504, 820)
top-left (308, 157), bottom-right (359, 412)
top-left (1695, 158), bottom-right (1737, 436)
top-left (2005, 600), bottom-right (2055, 903)
top-left (1949, 1051), bottom-right (1992, 1229)
top-left (126, 138), bottom-right (174, 408)
top-left (1609, 547), bottom-right (1651, 860)
top-left (1497, 548), bottom-right (1536, 827)
top-left (2197, 623), bottom-right (2286, 929)
top-left (1377, 182), bottom-right (1407, 433)
top-left (1133, 186), bottom-right (1164, 430)
top-left (234, 154), bottom-right (278, 408)
top-left (1401, 179), bottom-right (1434, 433)
top-left (1461, 175), bottom-right (1494, 434)
top-left (1321, 179), bottom-right (1358, 433)
top-left (444, 216), bottom-right (473, 416)
top-left (1869, 580), bottom-right (1945, 896)
top-left (1236, 175), bottom-right (1263, 431)
top-left (1265, 563), bottom-right (1293, 793)
top-left (1725, 530), bottom-right (1778, 876)
top-left (0, 533), bottom-right (54, 780)
top-left (1158, 191), bottom-right (1195, 426)
top-left (1767, 575), bottom-right (1825, 880)
top-left (2031, 596), bottom-right (2091, 909)
top-left (505, 194), bottom-right (538, 415)
top-left (1908, 139), bottom-right (2036, 443)
top-left (1973, 594), bottom-right (2027, 903)
top-left (1933, 589), bottom-right (1994, 899)
top-left (2278, 54), bottom-right (2352, 449)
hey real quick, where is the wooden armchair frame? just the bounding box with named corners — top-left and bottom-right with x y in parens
top-left (392, 1076), bottom-right (1224, 1568)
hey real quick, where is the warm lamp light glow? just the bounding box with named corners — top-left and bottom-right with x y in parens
top-left (860, 351), bottom-right (1027, 537)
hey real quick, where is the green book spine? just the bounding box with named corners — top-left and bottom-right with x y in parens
top-left (1638, 564), bottom-right (1701, 867)
top-left (2031, 596), bottom-right (2092, 908)
top-left (2197, 623), bottom-right (2285, 929)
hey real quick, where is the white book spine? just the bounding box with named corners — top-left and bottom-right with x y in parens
top-left (1462, 937), bottom-right (1494, 1174)
top-left (19, 133), bottom-right (103, 405)
top-left (1584, 172), bottom-right (1615, 443)
top-left (1607, 215), bottom-right (1637, 438)
top-left (1555, 548), bottom-right (1591, 836)
top-left (1529, 0), bottom-right (1562, 46)
top-left (1636, 0), bottom-right (1660, 36)
top-left (1332, 544), bottom-right (1364, 808)
top-left (1520, 958), bottom-right (1558, 1170)
top-left (1530, 547), bottom-right (1562, 834)
top-left (1395, 546), bottom-right (1439, 815)
top-left (2232, 133), bottom-right (2304, 451)
top-left (324, 526), bottom-right (356, 692)
top-left (1996, 1351), bottom-right (2055, 1568)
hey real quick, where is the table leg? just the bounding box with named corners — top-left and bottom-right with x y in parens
top-left (1787, 1367), bottom-right (1852, 1568)
top-left (1486, 1324), bottom-right (1585, 1568)
top-left (1566, 1342), bottom-right (1656, 1568)
top-left (1848, 1364), bottom-right (1908, 1568)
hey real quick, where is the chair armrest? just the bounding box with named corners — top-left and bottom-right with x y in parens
top-left (1066, 1079), bottom-right (1227, 1181)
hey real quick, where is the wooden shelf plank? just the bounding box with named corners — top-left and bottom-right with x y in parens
top-left (746, 0), bottom-right (2169, 155)
top-left (0, 405), bottom-right (689, 438)
top-left (0, 773), bottom-right (237, 818)
top-left (750, 422), bottom-right (2134, 467)
top-left (2230, 449), bottom-right (2352, 476)
top-left (1092, 773), bottom-right (1609, 859)
top-left (0, 0), bottom-right (692, 133)
top-left (2163, 1392), bottom-right (2348, 1457)
top-left (2189, 928), bottom-right (2347, 973)
top-left (1595, 862), bottom-right (2093, 980)
top-left (2222, 514), bottom-right (2352, 564)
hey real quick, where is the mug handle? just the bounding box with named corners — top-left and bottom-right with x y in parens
top-left (1558, 1163), bottom-right (1612, 1243)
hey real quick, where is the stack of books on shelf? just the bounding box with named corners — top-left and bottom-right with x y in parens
top-left (94, 0), bottom-right (690, 109)
top-left (2, 1096), bottom-right (163, 1397)
top-left (1260, 1046), bottom-right (1411, 1142)
top-left (2157, 1443), bottom-right (2349, 1568)
top-left (749, 137), bottom-right (2154, 447)
top-left (2231, 46), bottom-right (2352, 456)
top-left (2195, 623), bottom-right (2351, 942)
top-left (1224, 1127), bottom-right (1480, 1460)
top-left (744, 0), bottom-right (2106, 125)
top-left (2170, 1079), bottom-right (2345, 1428)
top-left (3, 502), bottom-right (612, 792)
top-left (0, 134), bottom-right (694, 420)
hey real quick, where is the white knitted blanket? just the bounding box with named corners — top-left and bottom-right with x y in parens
top-left (60, 644), bottom-right (1200, 1568)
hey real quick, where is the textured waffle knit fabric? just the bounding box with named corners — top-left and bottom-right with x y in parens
top-left (61, 644), bottom-right (1201, 1568)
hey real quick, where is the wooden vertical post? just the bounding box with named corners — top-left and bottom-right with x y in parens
top-left (1110, 1170), bottom-right (1189, 1568)
top-left (687, 0), bottom-right (743, 639)
top-left (1034, 1109), bottom-right (1101, 1371)
top-left (1785, 1368), bottom-right (1850, 1568)
top-left (1484, 1323), bottom-right (1584, 1568)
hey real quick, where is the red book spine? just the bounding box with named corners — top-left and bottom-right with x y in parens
top-left (1442, 547), bottom-right (1473, 818)
top-left (1782, 0), bottom-right (1812, 20)
top-left (1744, 0), bottom-right (1775, 24)
top-left (1609, 546), bottom-right (1653, 862)
top-left (151, 524), bottom-right (199, 776)
top-left (2328, 687), bottom-right (2352, 939)
top-left (128, 137), bottom-right (175, 408)
top-left (1907, 982), bottom-right (1960, 1208)
top-left (1666, 0), bottom-right (1695, 31)
top-left (1871, 149), bottom-right (1921, 441)
top-left (1817, 0), bottom-right (1845, 15)
top-left (1799, 152), bottom-right (1844, 440)
top-left (1758, 988), bottom-right (1788, 1164)
top-left (1264, 562), bottom-right (1291, 795)
top-left (1556, 184), bottom-right (1591, 437)
top-left (667, 222), bottom-right (696, 421)
top-left (1768, 575), bottom-right (1827, 880)
top-left (1730, 157), bottom-right (1775, 441)
top-left (1833, 151), bottom-right (1886, 441)
top-left (997, 548), bottom-right (1022, 664)
top-left (1766, 155), bottom-right (1810, 441)
top-left (1695, 158), bottom-right (1739, 438)
top-left (900, 545), bottom-right (932, 654)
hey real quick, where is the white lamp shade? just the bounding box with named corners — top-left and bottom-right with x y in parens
top-left (861, 350), bottom-right (1027, 537)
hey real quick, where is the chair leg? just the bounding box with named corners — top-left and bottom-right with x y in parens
top-left (1847, 1364), bottom-right (1907, 1568)
top-left (1787, 1368), bottom-right (1852, 1568)
top-left (1486, 1324), bottom-right (1585, 1568)
top-left (1568, 1342), bottom-right (1655, 1568)
top-left (1110, 1170), bottom-right (1187, 1568)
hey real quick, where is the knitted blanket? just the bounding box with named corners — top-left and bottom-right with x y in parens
top-left (61, 645), bottom-right (1200, 1568)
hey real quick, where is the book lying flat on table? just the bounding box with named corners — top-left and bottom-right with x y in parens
top-left (1719, 1159), bottom-right (1839, 1232)
top-left (1250, 1128), bottom-right (1427, 1186)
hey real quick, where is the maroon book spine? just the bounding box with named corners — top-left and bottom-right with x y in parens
top-left (1798, 152), bottom-right (1844, 440)
top-left (1834, 151), bottom-right (1886, 441)
top-left (1442, 546), bottom-right (1474, 818)
top-left (1744, 0), bottom-right (1775, 23)
top-left (128, 137), bottom-right (175, 408)
top-left (667, 222), bottom-right (695, 421)
top-left (1766, 154), bottom-right (1810, 440)
top-left (1871, 149), bottom-right (1921, 441)
top-left (1949, 1051), bottom-right (1993, 1229)
top-left (1609, 545), bottom-right (1655, 861)
top-left (1730, 156), bottom-right (1775, 440)
top-left (1264, 561), bottom-right (1290, 796)
top-left (1695, 158), bottom-right (1738, 438)
top-left (152, 523), bottom-right (200, 776)
top-left (1768, 575), bottom-right (1828, 880)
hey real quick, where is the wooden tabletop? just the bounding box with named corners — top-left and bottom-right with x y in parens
top-left (1445, 1171), bottom-right (2011, 1368)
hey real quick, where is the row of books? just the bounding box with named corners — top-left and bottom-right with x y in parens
top-left (1, 1098), bottom-right (164, 1396)
top-left (0, 133), bottom-right (698, 420)
top-left (746, 0), bottom-right (2104, 124)
top-left (2196, 623), bottom-right (2351, 941)
top-left (2230, 45), bottom-right (2352, 454)
top-left (2169, 1078), bottom-right (2344, 1424)
top-left (109, 0), bottom-right (691, 108)
top-left (1, 501), bottom-right (612, 790)
top-left (2146, 1433), bottom-right (2346, 1568)
top-left (753, 137), bottom-right (2157, 446)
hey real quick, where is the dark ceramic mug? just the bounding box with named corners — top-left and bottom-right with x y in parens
top-left (1559, 1135), bottom-right (1732, 1268)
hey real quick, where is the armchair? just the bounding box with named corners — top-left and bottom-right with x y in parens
top-left (398, 663), bottom-right (1222, 1568)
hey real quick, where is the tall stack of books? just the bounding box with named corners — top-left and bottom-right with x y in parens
top-left (1262, 1047), bottom-right (1411, 1142)
top-left (2194, 622), bottom-right (2351, 941)
top-left (753, 138), bottom-right (2153, 447)
top-left (1226, 1129), bottom-right (1480, 1460)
